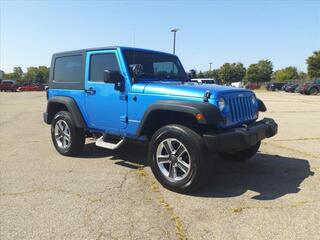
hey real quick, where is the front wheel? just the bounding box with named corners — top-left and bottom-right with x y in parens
top-left (51, 111), bottom-right (85, 156)
top-left (148, 124), bottom-right (205, 193)
top-left (219, 141), bottom-right (261, 162)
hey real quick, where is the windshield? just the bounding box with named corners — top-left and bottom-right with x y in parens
top-left (123, 50), bottom-right (188, 81)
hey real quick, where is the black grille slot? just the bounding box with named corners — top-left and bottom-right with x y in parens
top-left (228, 95), bottom-right (254, 123)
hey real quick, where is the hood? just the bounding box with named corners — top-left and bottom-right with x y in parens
top-left (131, 81), bottom-right (252, 99)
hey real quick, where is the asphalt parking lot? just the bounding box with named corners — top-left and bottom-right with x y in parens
top-left (0, 91), bottom-right (319, 240)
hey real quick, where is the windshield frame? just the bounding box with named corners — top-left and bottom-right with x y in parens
top-left (122, 49), bottom-right (188, 82)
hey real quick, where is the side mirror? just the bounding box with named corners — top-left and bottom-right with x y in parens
top-left (104, 70), bottom-right (124, 91)
top-left (104, 70), bottom-right (123, 83)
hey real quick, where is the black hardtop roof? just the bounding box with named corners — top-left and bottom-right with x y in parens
top-left (52, 46), bottom-right (175, 57)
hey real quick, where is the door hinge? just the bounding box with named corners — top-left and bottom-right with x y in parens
top-left (120, 116), bottom-right (128, 123)
top-left (120, 94), bottom-right (128, 101)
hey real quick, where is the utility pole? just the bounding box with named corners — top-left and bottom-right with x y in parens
top-left (209, 62), bottom-right (213, 71)
top-left (171, 28), bottom-right (179, 54)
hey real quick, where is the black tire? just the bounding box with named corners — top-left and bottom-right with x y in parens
top-left (148, 124), bottom-right (205, 193)
top-left (309, 87), bottom-right (319, 95)
top-left (219, 141), bottom-right (261, 162)
top-left (51, 111), bottom-right (85, 156)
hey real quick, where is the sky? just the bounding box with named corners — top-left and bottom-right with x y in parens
top-left (0, 0), bottom-right (319, 73)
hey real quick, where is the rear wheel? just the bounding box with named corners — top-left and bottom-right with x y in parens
top-left (219, 141), bottom-right (261, 162)
top-left (148, 124), bottom-right (205, 193)
top-left (51, 111), bottom-right (85, 156)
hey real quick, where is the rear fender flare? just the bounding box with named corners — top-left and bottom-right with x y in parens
top-left (46, 96), bottom-right (86, 128)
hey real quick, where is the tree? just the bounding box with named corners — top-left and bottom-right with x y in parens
top-left (298, 71), bottom-right (308, 80)
top-left (274, 66), bottom-right (299, 82)
top-left (197, 71), bottom-right (205, 78)
top-left (22, 66), bottom-right (49, 84)
top-left (211, 69), bottom-right (220, 80)
top-left (246, 60), bottom-right (273, 83)
top-left (3, 67), bottom-right (24, 82)
top-left (208, 69), bottom-right (221, 83)
top-left (23, 67), bottom-right (38, 84)
top-left (37, 66), bottom-right (49, 84)
top-left (3, 66), bottom-right (49, 84)
top-left (0, 70), bottom-right (5, 80)
top-left (306, 51), bottom-right (320, 78)
top-left (188, 69), bottom-right (197, 78)
top-left (4, 72), bottom-right (16, 80)
top-left (218, 63), bottom-right (246, 84)
top-left (13, 67), bottom-right (23, 82)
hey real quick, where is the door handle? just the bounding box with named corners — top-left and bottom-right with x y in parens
top-left (85, 88), bottom-right (96, 95)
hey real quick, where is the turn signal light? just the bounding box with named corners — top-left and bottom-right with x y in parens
top-left (196, 113), bottom-right (204, 121)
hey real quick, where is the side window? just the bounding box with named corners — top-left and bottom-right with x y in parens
top-left (153, 62), bottom-right (178, 76)
top-left (89, 53), bottom-right (120, 82)
top-left (54, 55), bottom-right (82, 82)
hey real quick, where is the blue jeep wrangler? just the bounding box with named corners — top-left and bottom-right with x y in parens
top-left (44, 47), bottom-right (277, 192)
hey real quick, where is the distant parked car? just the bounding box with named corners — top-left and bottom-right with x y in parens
top-left (0, 80), bottom-right (17, 92)
top-left (280, 84), bottom-right (286, 91)
top-left (245, 82), bottom-right (260, 90)
top-left (18, 84), bottom-right (42, 92)
top-left (231, 81), bottom-right (244, 88)
top-left (302, 80), bottom-right (320, 95)
top-left (266, 83), bottom-right (272, 91)
top-left (191, 78), bottom-right (216, 84)
top-left (297, 83), bottom-right (306, 94)
top-left (40, 84), bottom-right (49, 90)
top-left (285, 84), bottom-right (299, 93)
top-left (281, 83), bottom-right (289, 91)
top-left (268, 83), bottom-right (285, 91)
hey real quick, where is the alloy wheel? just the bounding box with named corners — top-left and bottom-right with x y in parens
top-left (54, 119), bottom-right (71, 149)
top-left (156, 138), bottom-right (191, 182)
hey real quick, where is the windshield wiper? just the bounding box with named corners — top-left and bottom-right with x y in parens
top-left (158, 75), bottom-right (188, 81)
top-left (135, 74), bottom-right (162, 81)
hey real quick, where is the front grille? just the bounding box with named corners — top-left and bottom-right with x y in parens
top-left (227, 96), bottom-right (255, 123)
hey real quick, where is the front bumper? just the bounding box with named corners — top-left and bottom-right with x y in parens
top-left (203, 118), bottom-right (277, 153)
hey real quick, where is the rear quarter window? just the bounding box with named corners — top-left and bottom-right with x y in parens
top-left (53, 55), bottom-right (82, 83)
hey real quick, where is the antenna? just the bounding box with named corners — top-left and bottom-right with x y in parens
top-left (132, 29), bottom-right (136, 47)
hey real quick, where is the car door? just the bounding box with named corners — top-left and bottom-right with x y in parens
top-left (84, 50), bottom-right (127, 133)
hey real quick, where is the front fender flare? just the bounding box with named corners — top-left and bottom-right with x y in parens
top-left (136, 100), bottom-right (224, 136)
top-left (257, 98), bottom-right (267, 112)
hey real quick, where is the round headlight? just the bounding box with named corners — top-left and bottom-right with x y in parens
top-left (251, 95), bottom-right (256, 104)
top-left (218, 97), bottom-right (226, 111)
